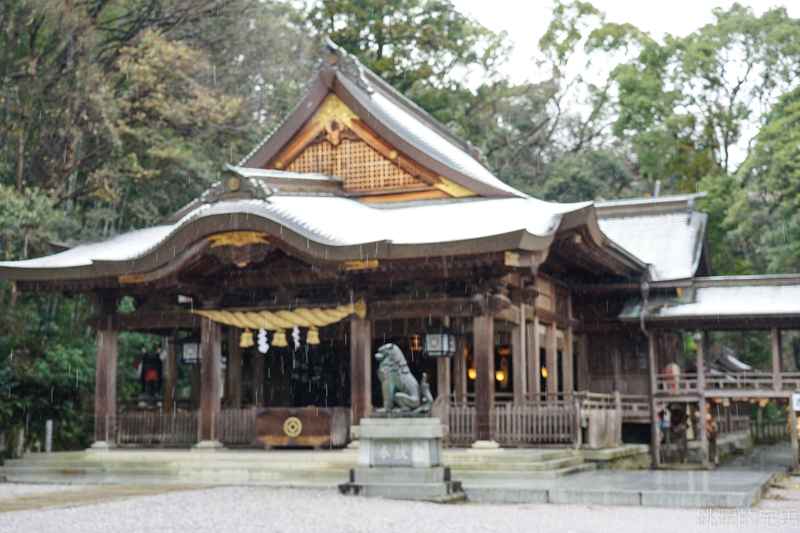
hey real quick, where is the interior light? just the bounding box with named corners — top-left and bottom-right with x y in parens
top-left (495, 370), bottom-right (505, 382)
top-left (468, 368), bottom-right (476, 380)
top-left (541, 366), bottom-right (548, 379)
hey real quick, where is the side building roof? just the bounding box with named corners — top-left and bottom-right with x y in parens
top-left (595, 193), bottom-right (710, 282)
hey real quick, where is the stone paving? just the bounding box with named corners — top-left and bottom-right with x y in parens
top-left (0, 479), bottom-right (797, 533)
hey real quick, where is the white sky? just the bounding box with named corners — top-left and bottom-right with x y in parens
top-left (449, 0), bottom-right (800, 84)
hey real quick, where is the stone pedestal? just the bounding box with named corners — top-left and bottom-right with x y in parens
top-left (338, 418), bottom-right (464, 502)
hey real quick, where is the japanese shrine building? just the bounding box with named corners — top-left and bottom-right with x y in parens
top-left (1, 43), bottom-right (798, 469)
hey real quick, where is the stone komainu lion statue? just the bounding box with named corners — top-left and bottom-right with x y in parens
top-left (375, 343), bottom-right (433, 414)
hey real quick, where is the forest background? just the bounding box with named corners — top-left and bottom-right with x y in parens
top-left (1, 0), bottom-right (799, 450)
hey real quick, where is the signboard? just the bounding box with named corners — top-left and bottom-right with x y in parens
top-left (792, 393), bottom-right (800, 413)
top-left (181, 343), bottom-right (201, 365)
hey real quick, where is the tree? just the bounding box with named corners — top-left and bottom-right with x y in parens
top-left (542, 149), bottom-right (636, 203)
top-left (727, 85), bottom-right (800, 274)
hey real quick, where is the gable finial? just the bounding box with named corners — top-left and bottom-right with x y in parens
top-left (320, 37), bottom-right (373, 94)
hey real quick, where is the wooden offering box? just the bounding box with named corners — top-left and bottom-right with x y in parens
top-left (256, 407), bottom-right (350, 449)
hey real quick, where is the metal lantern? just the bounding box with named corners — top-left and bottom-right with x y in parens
top-left (181, 342), bottom-right (202, 365)
top-left (423, 328), bottom-right (457, 358)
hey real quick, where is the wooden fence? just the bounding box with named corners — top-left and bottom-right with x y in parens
top-left (751, 419), bottom-right (790, 442)
top-left (117, 408), bottom-right (258, 446)
top-left (433, 401), bottom-right (580, 447)
top-left (118, 410), bottom-right (198, 446)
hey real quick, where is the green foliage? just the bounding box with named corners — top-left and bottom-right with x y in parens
top-left (542, 149), bottom-right (636, 203)
top-left (728, 85), bottom-right (800, 274)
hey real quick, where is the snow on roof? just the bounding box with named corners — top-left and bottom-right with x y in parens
top-left (0, 196), bottom-right (589, 269)
top-left (336, 73), bottom-right (525, 199)
top-left (597, 211), bottom-right (706, 282)
top-left (656, 285), bottom-right (800, 318)
top-left (227, 164), bottom-right (340, 182)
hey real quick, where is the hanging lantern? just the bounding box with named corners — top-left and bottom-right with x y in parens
top-left (272, 329), bottom-right (288, 348)
top-left (409, 334), bottom-right (423, 352)
top-left (307, 327), bottom-right (320, 345)
top-left (423, 326), bottom-right (457, 358)
top-left (468, 368), bottom-right (477, 380)
top-left (239, 328), bottom-right (255, 348)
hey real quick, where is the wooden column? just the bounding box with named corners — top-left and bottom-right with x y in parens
top-left (350, 316), bottom-right (372, 424)
top-left (647, 329), bottom-right (659, 468)
top-left (227, 327), bottom-right (242, 409)
top-left (164, 334), bottom-right (179, 413)
top-left (436, 317), bottom-right (452, 401)
top-left (512, 306), bottom-right (527, 405)
top-left (453, 329), bottom-right (467, 404)
top-left (563, 327), bottom-right (574, 394)
top-left (790, 397), bottom-right (799, 473)
top-left (526, 316), bottom-right (540, 399)
top-left (772, 327), bottom-right (782, 391)
top-left (251, 349), bottom-right (264, 407)
top-left (198, 317), bottom-right (222, 446)
top-left (190, 366), bottom-right (201, 409)
top-left (93, 323), bottom-right (118, 447)
top-left (473, 314), bottom-right (495, 442)
top-left (578, 334), bottom-right (589, 391)
top-left (695, 330), bottom-right (709, 467)
top-left (545, 325), bottom-right (557, 398)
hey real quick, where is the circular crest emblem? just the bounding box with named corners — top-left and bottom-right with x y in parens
top-left (283, 416), bottom-right (303, 438)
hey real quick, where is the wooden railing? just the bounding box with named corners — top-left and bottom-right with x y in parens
top-left (751, 419), bottom-right (790, 442)
top-left (494, 402), bottom-right (578, 446)
top-left (619, 394), bottom-right (650, 420)
top-left (117, 408), bottom-right (258, 446)
top-left (434, 401), bottom-right (580, 446)
top-left (717, 414), bottom-right (749, 436)
top-left (655, 373), bottom-right (698, 394)
top-left (707, 372), bottom-right (774, 390)
top-left (118, 410), bottom-right (198, 446)
top-left (219, 408), bottom-right (258, 445)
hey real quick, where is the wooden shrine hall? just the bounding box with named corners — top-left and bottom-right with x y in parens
top-left (1, 43), bottom-right (798, 468)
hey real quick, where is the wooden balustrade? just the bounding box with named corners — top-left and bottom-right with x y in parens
top-left (118, 410), bottom-right (198, 446)
top-left (655, 373), bottom-right (698, 393)
top-left (117, 408), bottom-right (258, 446)
top-left (751, 419), bottom-right (791, 442)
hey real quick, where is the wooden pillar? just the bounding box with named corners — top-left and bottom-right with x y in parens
top-left (526, 315), bottom-right (540, 399)
top-left (790, 396), bottom-right (799, 473)
top-left (197, 317), bottom-right (222, 447)
top-left (436, 317), bottom-right (452, 401)
top-left (350, 316), bottom-right (372, 424)
top-left (512, 306), bottom-right (527, 405)
top-left (251, 349), bottom-right (264, 407)
top-left (563, 327), bottom-right (574, 395)
top-left (647, 329), bottom-right (659, 468)
top-left (473, 314), bottom-right (495, 442)
top-left (164, 334), bottom-right (179, 413)
top-left (772, 327), bottom-right (782, 391)
top-left (93, 323), bottom-right (118, 447)
top-left (578, 334), bottom-right (589, 391)
top-left (695, 330), bottom-right (709, 467)
top-left (545, 325), bottom-right (557, 399)
top-left (227, 327), bottom-right (242, 409)
top-left (453, 338), bottom-right (467, 404)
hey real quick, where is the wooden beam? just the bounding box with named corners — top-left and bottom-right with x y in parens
top-left (94, 322), bottom-right (118, 446)
top-left (473, 314), bottom-right (495, 441)
top-left (198, 317), bottom-right (222, 444)
top-left (350, 316), bottom-right (372, 424)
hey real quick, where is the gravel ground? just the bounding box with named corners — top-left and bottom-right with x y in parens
top-left (0, 484), bottom-right (798, 533)
top-left (0, 483), bottom-right (77, 499)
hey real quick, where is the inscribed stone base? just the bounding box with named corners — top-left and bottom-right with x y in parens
top-left (338, 418), bottom-right (464, 502)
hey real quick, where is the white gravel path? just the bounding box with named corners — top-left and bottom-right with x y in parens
top-left (0, 485), bottom-right (797, 533)
top-left (0, 483), bottom-right (77, 499)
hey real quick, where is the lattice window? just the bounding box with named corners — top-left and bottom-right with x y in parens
top-left (286, 136), bottom-right (428, 193)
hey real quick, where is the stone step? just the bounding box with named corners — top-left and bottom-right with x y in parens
top-left (444, 455), bottom-right (585, 471)
top-left (453, 462), bottom-right (597, 480)
top-left (442, 449), bottom-right (578, 463)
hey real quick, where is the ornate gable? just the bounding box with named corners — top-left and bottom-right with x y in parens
top-left (267, 95), bottom-right (476, 201)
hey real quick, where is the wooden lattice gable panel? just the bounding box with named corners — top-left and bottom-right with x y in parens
top-left (266, 94), bottom-right (477, 200)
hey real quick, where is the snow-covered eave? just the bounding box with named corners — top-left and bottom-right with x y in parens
top-left (0, 202), bottom-right (563, 283)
